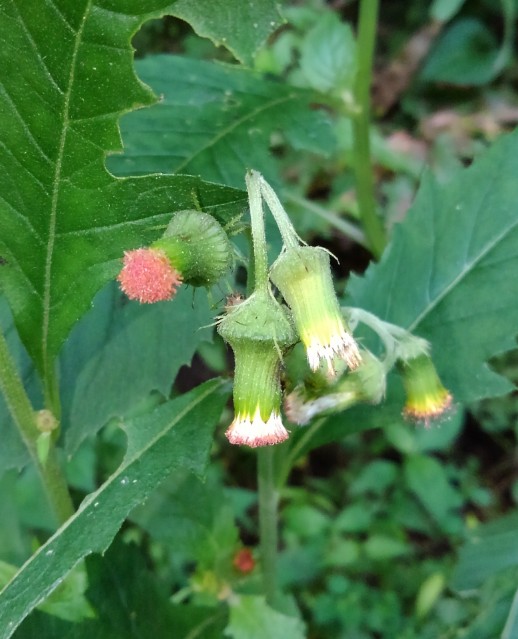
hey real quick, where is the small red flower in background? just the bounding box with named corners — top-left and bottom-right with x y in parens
top-left (232, 548), bottom-right (255, 574)
top-left (117, 248), bottom-right (182, 304)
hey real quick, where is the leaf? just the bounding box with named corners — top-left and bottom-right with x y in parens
top-left (0, 1), bottom-right (246, 380)
top-left (429, 0), bottom-right (468, 23)
top-left (421, 18), bottom-right (500, 85)
top-left (171, 0), bottom-right (284, 66)
top-left (299, 12), bottom-right (356, 94)
top-left (107, 55), bottom-right (335, 188)
top-left (60, 282), bottom-right (214, 453)
top-left (451, 512), bottom-right (518, 591)
top-left (348, 129), bottom-right (518, 404)
top-left (0, 379), bottom-right (229, 638)
top-left (224, 595), bottom-right (306, 639)
top-left (131, 469), bottom-right (239, 569)
top-left (404, 454), bottom-right (463, 534)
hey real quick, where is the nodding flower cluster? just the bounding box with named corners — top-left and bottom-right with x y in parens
top-left (117, 174), bottom-right (451, 448)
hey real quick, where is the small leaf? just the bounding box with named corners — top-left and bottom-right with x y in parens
top-left (421, 18), bottom-right (499, 85)
top-left (300, 12), bottom-right (356, 94)
top-left (171, 0), bottom-right (284, 66)
top-left (0, 379), bottom-right (229, 638)
top-left (107, 55), bottom-right (335, 188)
top-left (224, 595), bottom-right (306, 639)
top-left (404, 455), bottom-right (463, 532)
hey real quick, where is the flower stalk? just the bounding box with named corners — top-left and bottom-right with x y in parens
top-left (0, 330), bottom-right (73, 524)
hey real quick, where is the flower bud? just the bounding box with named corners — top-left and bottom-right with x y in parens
top-left (153, 210), bottom-right (232, 288)
top-left (285, 350), bottom-right (385, 425)
top-left (218, 291), bottom-right (296, 447)
top-left (118, 247), bottom-right (182, 303)
top-left (399, 354), bottom-right (452, 427)
top-left (270, 246), bottom-right (361, 375)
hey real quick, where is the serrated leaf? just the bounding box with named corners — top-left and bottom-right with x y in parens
top-left (224, 595), bottom-right (306, 639)
top-left (0, 379), bottom-right (229, 638)
top-left (60, 282), bottom-right (214, 453)
top-left (348, 129), bottom-right (518, 404)
top-left (0, 1), bottom-right (246, 383)
top-left (171, 0), bottom-right (284, 66)
top-left (107, 55), bottom-right (335, 188)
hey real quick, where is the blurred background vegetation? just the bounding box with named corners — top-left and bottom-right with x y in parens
top-left (105, 1), bottom-right (518, 637)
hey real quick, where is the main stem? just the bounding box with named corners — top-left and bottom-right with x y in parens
top-left (258, 446), bottom-right (279, 606)
top-left (0, 331), bottom-right (74, 523)
top-left (352, 0), bottom-right (386, 259)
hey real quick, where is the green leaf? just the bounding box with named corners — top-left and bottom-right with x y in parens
top-left (0, 379), bottom-right (229, 638)
top-left (421, 18), bottom-right (500, 85)
top-left (0, 1), bottom-right (246, 381)
top-left (224, 595), bottom-right (306, 639)
top-left (171, 0), bottom-right (284, 65)
top-left (404, 455), bottom-right (463, 533)
top-left (300, 12), bottom-right (356, 94)
top-left (60, 282), bottom-right (214, 453)
top-left (349, 129), bottom-right (518, 404)
top-left (429, 0), bottom-right (468, 22)
top-left (107, 55), bottom-right (335, 188)
top-left (451, 512), bottom-right (518, 591)
top-left (130, 469), bottom-right (239, 569)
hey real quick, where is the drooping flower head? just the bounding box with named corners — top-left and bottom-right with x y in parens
top-left (400, 354), bottom-right (452, 427)
top-left (270, 246), bottom-right (361, 376)
top-left (218, 291), bottom-right (296, 447)
top-left (117, 247), bottom-right (182, 304)
top-left (285, 349), bottom-right (386, 425)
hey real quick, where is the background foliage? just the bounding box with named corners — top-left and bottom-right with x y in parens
top-left (0, 0), bottom-right (517, 638)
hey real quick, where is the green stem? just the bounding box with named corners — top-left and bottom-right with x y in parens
top-left (257, 176), bottom-right (300, 249)
top-left (258, 446), bottom-right (279, 606)
top-left (246, 170), bottom-right (270, 294)
top-left (352, 0), bottom-right (386, 259)
top-left (0, 330), bottom-right (74, 523)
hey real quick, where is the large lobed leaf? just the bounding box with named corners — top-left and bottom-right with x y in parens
top-left (171, 0), bottom-right (284, 66)
top-left (348, 129), bottom-right (518, 403)
top-left (0, 378), bottom-right (230, 638)
top-left (291, 129), bottom-right (518, 456)
top-left (107, 55), bottom-right (335, 188)
top-left (0, 0), bottom-right (247, 382)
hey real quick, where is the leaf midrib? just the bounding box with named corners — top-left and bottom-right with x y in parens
top-left (173, 92), bottom-right (295, 174)
top-left (42, 2), bottom-right (91, 380)
top-left (408, 215), bottom-right (518, 333)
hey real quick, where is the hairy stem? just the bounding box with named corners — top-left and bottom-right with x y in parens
top-left (258, 446), bottom-right (279, 606)
top-left (352, 0), bottom-right (386, 258)
top-left (246, 170), bottom-right (269, 294)
top-left (0, 330), bottom-right (74, 523)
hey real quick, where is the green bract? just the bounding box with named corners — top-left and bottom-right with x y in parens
top-left (153, 210), bottom-right (233, 287)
